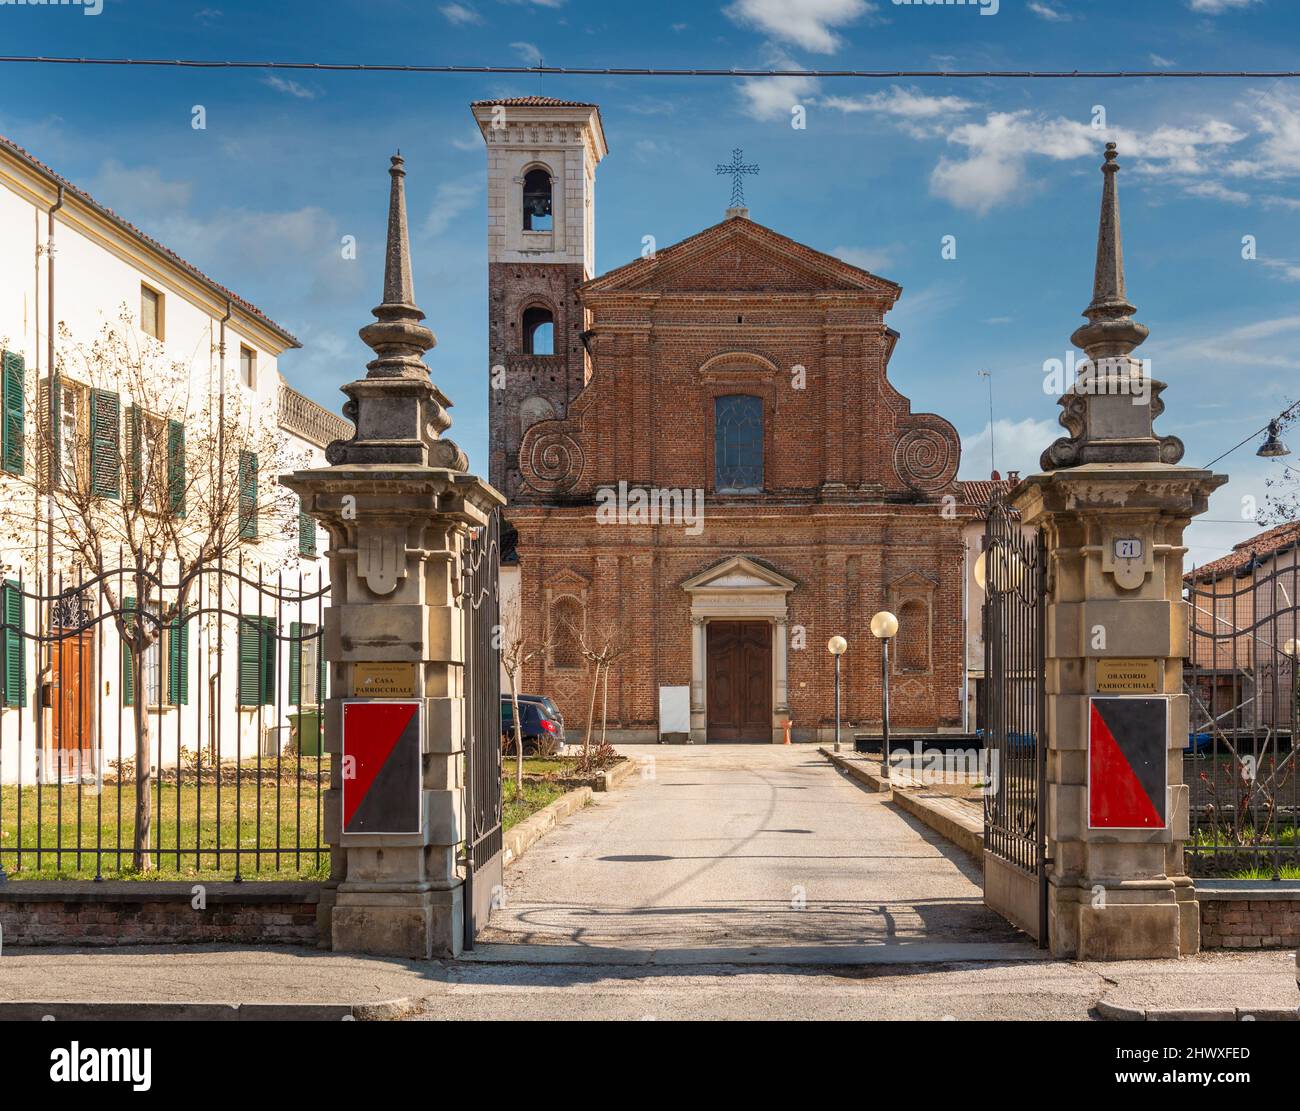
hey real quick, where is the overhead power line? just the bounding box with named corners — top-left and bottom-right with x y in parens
top-left (2, 57), bottom-right (1300, 79)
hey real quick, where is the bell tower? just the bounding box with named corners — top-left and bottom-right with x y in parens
top-left (472, 97), bottom-right (608, 496)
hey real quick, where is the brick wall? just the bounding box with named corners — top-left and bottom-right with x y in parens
top-left (0, 882), bottom-right (321, 947)
top-left (1199, 889), bottom-right (1300, 950)
top-left (498, 216), bottom-right (972, 737)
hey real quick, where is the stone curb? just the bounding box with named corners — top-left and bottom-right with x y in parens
top-left (1096, 998), bottom-right (1299, 1022)
top-left (502, 786), bottom-right (593, 870)
top-left (821, 748), bottom-right (984, 858)
top-left (0, 996), bottom-right (419, 1021)
top-left (598, 756), bottom-right (641, 792)
top-left (820, 748), bottom-right (889, 792)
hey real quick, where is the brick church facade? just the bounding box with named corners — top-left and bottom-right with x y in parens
top-left (475, 97), bottom-right (977, 742)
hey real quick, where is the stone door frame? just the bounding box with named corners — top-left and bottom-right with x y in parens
top-left (682, 555), bottom-right (795, 744)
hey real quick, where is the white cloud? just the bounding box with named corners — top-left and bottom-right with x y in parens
top-left (1260, 258), bottom-right (1300, 283)
top-left (440, 3), bottom-right (481, 24)
top-left (1188, 0), bottom-right (1259, 12)
top-left (821, 85), bottom-right (973, 137)
top-left (1027, 1), bottom-right (1071, 21)
top-left (831, 244), bottom-right (895, 272)
top-left (958, 418), bottom-right (1059, 482)
top-left (262, 74), bottom-right (319, 100)
top-left (423, 176), bottom-right (483, 238)
top-left (90, 160), bottom-right (193, 214)
top-left (1183, 180), bottom-right (1251, 203)
top-left (738, 50), bottom-right (820, 120)
top-left (1149, 53), bottom-right (1176, 68)
top-left (511, 41), bottom-right (543, 65)
top-left (919, 109), bottom-right (1246, 215)
top-left (724, 0), bottom-right (874, 54)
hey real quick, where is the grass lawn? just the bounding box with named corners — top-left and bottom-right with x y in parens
top-left (1, 778), bottom-right (330, 881)
top-left (3, 755), bottom-right (585, 878)
top-left (1222, 864), bottom-right (1300, 880)
top-left (503, 777), bottom-right (570, 832)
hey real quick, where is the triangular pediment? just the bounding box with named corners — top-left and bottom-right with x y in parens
top-left (583, 217), bottom-right (900, 299)
top-left (681, 555), bottom-right (797, 594)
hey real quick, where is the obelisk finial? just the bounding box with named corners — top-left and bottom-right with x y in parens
top-left (359, 152), bottom-right (436, 378)
top-left (1071, 142), bottom-right (1149, 360)
top-left (1040, 142), bottom-right (1183, 471)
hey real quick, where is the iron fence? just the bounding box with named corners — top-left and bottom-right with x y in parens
top-left (981, 495), bottom-right (1048, 943)
top-left (461, 509), bottom-right (503, 948)
top-left (0, 555), bottom-right (329, 880)
top-left (1185, 554), bottom-right (1300, 879)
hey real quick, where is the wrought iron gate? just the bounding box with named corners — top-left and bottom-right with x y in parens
top-left (981, 497), bottom-right (1049, 946)
top-left (461, 509), bottom-right (503, 949)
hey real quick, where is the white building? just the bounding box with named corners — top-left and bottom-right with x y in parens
top-left (0, 133), bottom-right (350, 786)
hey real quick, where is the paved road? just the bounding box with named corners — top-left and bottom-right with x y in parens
top-left (480, 744), bottom-right (1026, 952)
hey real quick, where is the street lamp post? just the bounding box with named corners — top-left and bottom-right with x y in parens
top-left (828, 636), bottom-right (847, 752)
top-left (870, 611), bottom-right (899, 780)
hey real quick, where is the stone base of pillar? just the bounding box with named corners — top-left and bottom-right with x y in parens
top-left (332, 885), bottom-right (463, 960)
top-left (1049, 880), bottom-right (1185, 960)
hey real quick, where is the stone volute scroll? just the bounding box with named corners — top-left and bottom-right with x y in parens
top-left (893, 413), bottom-right (960, 495)
top-left (519, 418), bottom-right (586, 493)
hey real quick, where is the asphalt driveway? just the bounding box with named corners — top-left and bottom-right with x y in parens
top-left (480, 744), bottom-right (1027, 954)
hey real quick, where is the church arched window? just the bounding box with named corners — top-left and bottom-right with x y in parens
top-left (897, 599), bottom-right (930, 672)
top-left (550, 596), bottom-right (584, 670)
top-left (714, 394), bottom-right (764, 492)
top-left (522, 168), bottom-right (553, 232)
top-left (523, 306), bottom-right (554, 355)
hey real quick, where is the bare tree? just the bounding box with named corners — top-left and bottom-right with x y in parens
top-left (577, 618), bottom-right (630, 765)
top-left (498, 604), bottom-right (554, 793)
top-left (0, 312), bottom-right (308, 871)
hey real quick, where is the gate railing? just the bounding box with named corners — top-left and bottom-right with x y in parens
top-left (461, 509), bottom-right (503, 945)
top-left (982, 496), bottom-right (1048, 936)
top-left (1185, 554), bottom-right (1300, 879)
top-left (0, 556), bottom-right (329, 880)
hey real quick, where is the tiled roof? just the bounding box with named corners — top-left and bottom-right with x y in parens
top-left (1186, 521), bottom-right (1300, 581)
top-left (470, 96), bottom-right (597, 108)
top-left (0, 133), bottom-right (300, 349)
top-left (958, 479), bottom-right (1016, 509)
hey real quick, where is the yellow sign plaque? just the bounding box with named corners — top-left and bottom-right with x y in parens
top-left (354, 662), bottom-right (419, 698)
top-left (1095, 658), bottom-right (1161, 694)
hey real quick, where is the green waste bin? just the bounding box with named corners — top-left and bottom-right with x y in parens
top-left (291, 710), bottom-right (324, 756)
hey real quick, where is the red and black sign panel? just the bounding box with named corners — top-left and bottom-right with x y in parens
top-left (1088, 696), bottom-right (1167, 830)
top-left (341, 700), bottom-right (421, 835)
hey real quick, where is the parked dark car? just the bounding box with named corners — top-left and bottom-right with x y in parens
top-left (515, 694), bottom-right (564, 730)
top-left (501, 696), bottom-right (567, 755)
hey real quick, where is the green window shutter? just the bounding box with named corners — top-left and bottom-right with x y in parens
top-left (2, 352), bottom-right (25, 476)
top-left (3, 579), bottom-right (25, 708)
top-left (298, 498), bottom-right (316, 557)
top-left (121, 596), bottom-right (136, 708)
top-left (167, 607), bottom-right (189, 706)
top-left (238, 616), bottom-right (276, 706)
top-left (238, 450), bottom-right (258, 539)
top-left (126, 405), bottom-right (142, 506)
top-left (262, 618), bottom-right (277, 706)
top-left (90, 388), bottom-right (120, 499)
top-left (289, 620), bottom-right (302, 706)
top-left (37, 377), bottom-right (60, 489)
top-left (167, 419), bottom-right (186, 517)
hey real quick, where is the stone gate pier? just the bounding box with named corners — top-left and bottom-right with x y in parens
top-left (283, 154), bottom-right (503, 959)
top-left (1011, 144), bottom-right (1226, 959)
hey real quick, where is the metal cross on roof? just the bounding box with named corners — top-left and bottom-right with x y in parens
top-left (715, 147), bottom-right (759, 209)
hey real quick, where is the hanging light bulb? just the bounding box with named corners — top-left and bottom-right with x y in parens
top-left (1257, 420), bottom-right (1290, 459)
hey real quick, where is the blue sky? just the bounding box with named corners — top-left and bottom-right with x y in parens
top-left (3, 0), bottom-right (1300, 564)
